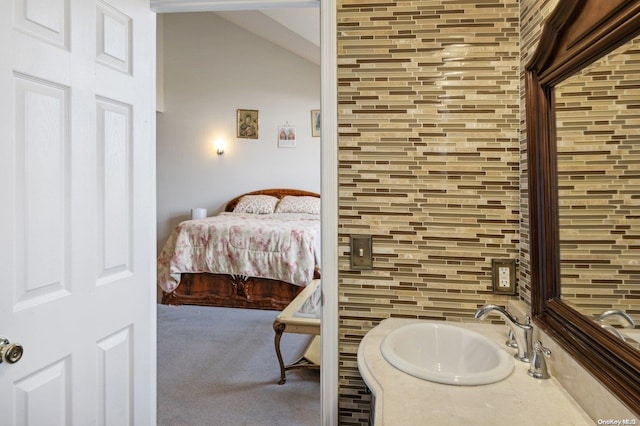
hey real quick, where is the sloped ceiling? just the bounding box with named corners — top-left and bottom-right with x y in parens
top-left (151, 0), bottom-right (320, 64)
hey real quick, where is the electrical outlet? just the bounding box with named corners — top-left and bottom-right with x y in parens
top-left (498, 266), bottom-right (511, 288)
top-left (492, 259), bottom-right (517, 295)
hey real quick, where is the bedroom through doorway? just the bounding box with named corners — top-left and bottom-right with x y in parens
top-left (153, 2), bottom-right (327, 424)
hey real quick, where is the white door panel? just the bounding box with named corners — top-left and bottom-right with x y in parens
top-left (14, 358), bottom-right (70, 426)
top-left (97, 98), bottom-right (133, 284)
top-left (1, 0), bottom-right (156, 424)
top-left (97, 0), bottom-right (132, 74)
top-left (14, 0), bottom-right (68, 48)
top-left (13, 75), bottom-right (70, 310)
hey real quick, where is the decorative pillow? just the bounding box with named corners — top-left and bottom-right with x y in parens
top-left (233, 195), bottom-right (279, 214)
top-left (275, 196), bottom-right (321, 215)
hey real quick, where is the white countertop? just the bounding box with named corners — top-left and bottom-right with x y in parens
top-left (358, 318), bottom-right (594, 425)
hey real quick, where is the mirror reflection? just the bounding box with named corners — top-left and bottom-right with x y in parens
top-left (555, 34), bottom-right (640, 349)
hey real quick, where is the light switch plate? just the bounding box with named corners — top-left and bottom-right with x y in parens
top-left (492, 258), bottom-right (517, 295)
top-left (350, 235), bottom-right (373, 270)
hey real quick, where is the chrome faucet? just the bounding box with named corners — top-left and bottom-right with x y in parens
top-left (596, 309), bottom-right (635, 342)
top-left (474, 304), bottom-right (533, 362)
top-left (597, 309), bottom-right (636, 328)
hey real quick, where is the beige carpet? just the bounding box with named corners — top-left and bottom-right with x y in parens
top-left (157, 304), bottom-right (320, 426)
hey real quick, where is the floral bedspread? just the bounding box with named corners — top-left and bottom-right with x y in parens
top-left (157, 212), bottom-right (321, 293)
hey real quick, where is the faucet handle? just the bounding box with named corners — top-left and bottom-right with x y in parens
top-left (528, 340), bottom-right (551, 379)
top-left (505, 315), bottom-right (519, 348)
top-left (505, 328), bottom-right (518, 348)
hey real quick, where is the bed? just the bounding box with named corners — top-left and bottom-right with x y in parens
top-left (158, 189), bottom-right (321, 310)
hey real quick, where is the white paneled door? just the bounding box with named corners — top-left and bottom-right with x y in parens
top-left (0, 0), bottom-right (156, 425)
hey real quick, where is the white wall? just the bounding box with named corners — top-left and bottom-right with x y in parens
top-left (156, 12), bottom-right (321, 249)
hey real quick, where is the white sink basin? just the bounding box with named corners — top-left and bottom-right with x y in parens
top-left (380, 322), bottom-right (514, 386)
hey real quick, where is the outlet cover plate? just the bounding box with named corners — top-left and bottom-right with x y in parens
top-left (350, 235), bottom-right (373, 270)
top-left (492, 258), bottom-right (517, 295)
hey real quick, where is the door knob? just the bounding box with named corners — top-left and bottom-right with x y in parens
top-left (0, 337), bottom-right (24, 364)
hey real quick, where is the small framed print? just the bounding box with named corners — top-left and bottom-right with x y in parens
top-left (278, 125), bottom-right (296, 148)
top-left (311, 110), bottom-right (320, 137)
top-left (237, 109), bottom-right (259, 139)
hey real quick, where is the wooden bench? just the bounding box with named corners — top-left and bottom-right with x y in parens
top-left (272, 279), bottom-right (321, 384)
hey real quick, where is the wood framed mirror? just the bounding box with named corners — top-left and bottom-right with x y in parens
top-left (526, 0), bottom-right (640, 413)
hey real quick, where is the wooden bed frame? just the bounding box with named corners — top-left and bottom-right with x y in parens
top-left (160, 188), bottom-right (321, 310)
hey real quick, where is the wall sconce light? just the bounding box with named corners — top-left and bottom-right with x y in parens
top-left (214, 138), bottom-right (226, 156)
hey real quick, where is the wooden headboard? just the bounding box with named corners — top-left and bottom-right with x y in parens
top-left (224, 188), bottom-right (321, 212)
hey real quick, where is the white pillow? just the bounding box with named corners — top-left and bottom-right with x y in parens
top-left (233, 195), bottom-right (279, 214)
top-left (275, 196), bottom-right (321, 215)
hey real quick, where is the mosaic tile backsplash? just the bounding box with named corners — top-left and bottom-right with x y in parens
top-left (337, 0), bottom-right (521, 423)
top-left (332, 0), bottom-right (610, 422)
top-left (332, 0), bottom-right (640, 421)
top-left (334, 0), bottom-right (640, 421)
top-left (555, 36), bottom-right (640, 323)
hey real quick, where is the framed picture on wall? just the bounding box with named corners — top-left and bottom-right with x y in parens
top-left (237, 109), bottom-right (259, 139)
top-left (311, 110), bottom-right (320, 137)
top-left (278, 125), bottom-right (296, 148)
